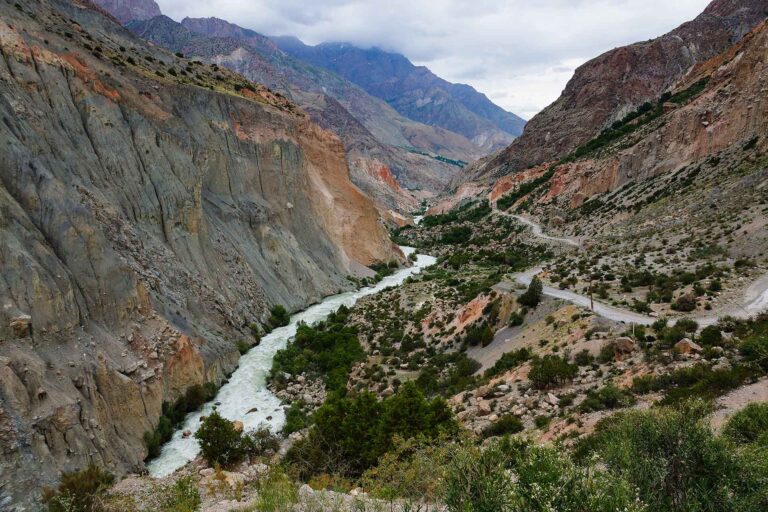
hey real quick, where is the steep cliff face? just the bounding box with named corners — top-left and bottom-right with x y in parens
top-left (535, 20), bottom-right (768, 213)
top-left (122, 14), bottom-right (476, 215)
top-left (0, 0), bottom-right (398, 506)
top-left (457, 0), bottom-right (767, 185)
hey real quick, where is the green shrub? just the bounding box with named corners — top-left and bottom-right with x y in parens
top-left (144, 383), bottom-right (217, 461)
top-left (484, 348), bottom-right (532, 378)
top-left (574, 349), bottom-right (594, 366)
top-left (518, 277), bottom-right (543, 308)
top-left (158, 476), bottom-right (200, 512)
top-left (529, 355), bottom-right (577, 389)
top-left (577, 400), bottom-right (762, 512)
top-left (699, 325), bottom-right (723, 347)
top-left (282, 401), bottom-right (309, 435)
top-left (194, 410), bottom-right (248, 466)
top-left (268, 305), bottom-right (290, 329)
top-left (483, 415), bottom-right (524, 438)
top-left (534, 415), bottom-right (550, 429)
top-left (579, 384), bottom-right (635, 412)
top-left (444, 438), bottom-right (644, 512)
top-left (508, 310), bottom-right (525, 327)
top-left (724, 403), bottom-right (768, 445)
top-left (285, 382), bottom-right (456, 479)
top-left (270, 306), bottom-right (363, 392)
top-left (42, 464), bottom-right (114, 512)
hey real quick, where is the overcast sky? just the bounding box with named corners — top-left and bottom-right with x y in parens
top-left (155, 0), bottom-right (711, 119)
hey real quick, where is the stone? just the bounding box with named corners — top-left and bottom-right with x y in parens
top-left (547, 393), bottom-right (559, 405)
top-left (476, 401), bottom-right (492, 416)
top-left (9, 314), bottom-right (32, 338)
top-left (182, 430), bottom-right (192, 438)
top-left (233, 420), bottom-right (244, 433)
top-left (675, 338), bottom-right (703, 355)
top-left (612, 337), bottom-right (637, 354)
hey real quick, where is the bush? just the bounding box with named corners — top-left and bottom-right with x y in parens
top-left (285, 383), bottom-right (456, 479)
top-left (574, 349), bottom-right (594, 366)
top-left (577, 400), bottom-right (744, 512)
top-left (195, 410), bottom-right (249, 466)
top-left (158, 476), bottom-right (200, 512)
top-left (42, 464), bottom-right (114, 512)
top-left (282, 401), bottom-right (310, 435)
top-left (508, 310), bottom-right (525, 327)
top-left (483, 415), bottom-right (524, 438)
top-left (484, 348), bottom-right (532, 378)
top-left (579, 384), bottom-right (635, 412)
top-left (444, 438), bottom-right (644, 512)
top-left (518, 277), bottom-right (543, 309)
top-left (724, 403), bottom-right (768, 445)
top-left (270, 306), bottom-right (363, 392)
top-left (268, 305), bottom-right (290, 329)
top-left (144, 383), bottom-right (217, 461)
top-left (529, 355), bottom-right (577, 389)
top-left (699, 325), bottom-right (723, 347)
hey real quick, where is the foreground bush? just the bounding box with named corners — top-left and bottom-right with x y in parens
top-left (444, 438), bottom-right (643, 512)
top-left (577, 400), bottom-right (766, 512)
top-left (42, 464), bottom-right (114, 512)
top-left (724, 403), bottom-right (768, 445)
top-left (195, 410), bottom-right (248, 466)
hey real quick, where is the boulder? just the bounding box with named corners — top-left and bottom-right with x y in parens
top-left (9, 314), bottom-right (32, 338)
top-left (233, 420), bottom-right (244, 433)
top-left (675, 338), bottom-right (703, 355)
top-left (476, 401), bottom-right (492, 416)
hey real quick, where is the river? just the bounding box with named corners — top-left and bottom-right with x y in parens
top-left (148, 246), bottom-right (437, 477)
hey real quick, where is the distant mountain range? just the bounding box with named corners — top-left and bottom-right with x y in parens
top-left (271, 37), bottom-right (527, 144)
top-left (90, 0), bottom-right (525, 216)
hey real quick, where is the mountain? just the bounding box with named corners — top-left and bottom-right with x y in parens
top-left (92, 0), bottom-right (160, 23)
top-left (456, 0), bottom-right (768, 185)
top-left (270, 38), bottom-right (527, 151)
top-left (0, 0), bottom-right (399, 506)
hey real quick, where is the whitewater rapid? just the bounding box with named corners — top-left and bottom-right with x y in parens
top-left (148, 247), bottom-right (436, 477)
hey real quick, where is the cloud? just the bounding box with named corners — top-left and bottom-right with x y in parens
top-left (155, 0), bottom-right (711, 117)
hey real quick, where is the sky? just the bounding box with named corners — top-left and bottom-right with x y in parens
top-left (155, 0), bottom-right (712, 120)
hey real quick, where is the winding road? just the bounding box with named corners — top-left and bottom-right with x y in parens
top-left (502, 211), bottom-right (768, 326)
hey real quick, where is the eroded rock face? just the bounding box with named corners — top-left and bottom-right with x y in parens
top-left (0, 0), bottom-right (397, 506)
top-left (92, 0), bottom-right (161, 23)
top-left (457, 0), bottom-right (767, 186)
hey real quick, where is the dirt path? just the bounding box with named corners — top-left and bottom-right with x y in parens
top-left (710, 378), bottom-right (768, 432)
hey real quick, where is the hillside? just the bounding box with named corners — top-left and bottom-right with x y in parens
top-left (120, 14), bottom-right (492, 215)
top-left (0, 0), bottom-right (399, 506)
top-left (272, 37), bottom-right (526, 151)
top-left (456, 0), bottom-right (767, 185)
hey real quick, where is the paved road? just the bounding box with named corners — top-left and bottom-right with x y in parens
top-left (504, 211), bottom-right (768, 326)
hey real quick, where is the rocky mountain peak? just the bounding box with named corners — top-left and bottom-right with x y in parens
top-left (455, 0), bottom-right (767, 186)
top-left (91, 0), bottom-right (161, 23)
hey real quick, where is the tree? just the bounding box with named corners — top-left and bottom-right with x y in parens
top-left (529, 355), bottom-right (577, 389)
top-left (518, 277), bottom-right (543, 308)
top-left (268, 305), bottom-right (290, 329)
top-left (195, 410), bottom-right (247, 466)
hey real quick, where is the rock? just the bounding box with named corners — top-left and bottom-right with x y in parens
top-left (36, 387), bottom-right (47, 400)
top-left (675, 338), bottom-right (703, 355)
top-left (299, 484), bottom-right (315, 500)
top-left (712, 358), bottom-right (732, 372)
top-left (182, 430), bottom-right (192, 438)
top-left (547, 393), bottom-right (559, 405)
top-left (613, 337), bottom-right (637, 354)
top-left (381, 387), bottom-right (395, 397)
top-left (246, 407), bottom-right (259, 414)
top-left (233, 420), bottom-right (244, 433)
top-left (9, 314), bottom-right (32, 338)
top-left (476, 401), bottom-right (492, 416)
top-left (200, 468), bottom-right (215, 477)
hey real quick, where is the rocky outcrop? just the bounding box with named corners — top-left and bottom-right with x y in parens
top-left (0, 0), bottom-right (398, 507)
top-left (456, 0), bottom-right (767, 185)
top-left (533, 19), bottom-right (768, 210)
top-left (92, 0), bottom-right (161, 23)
